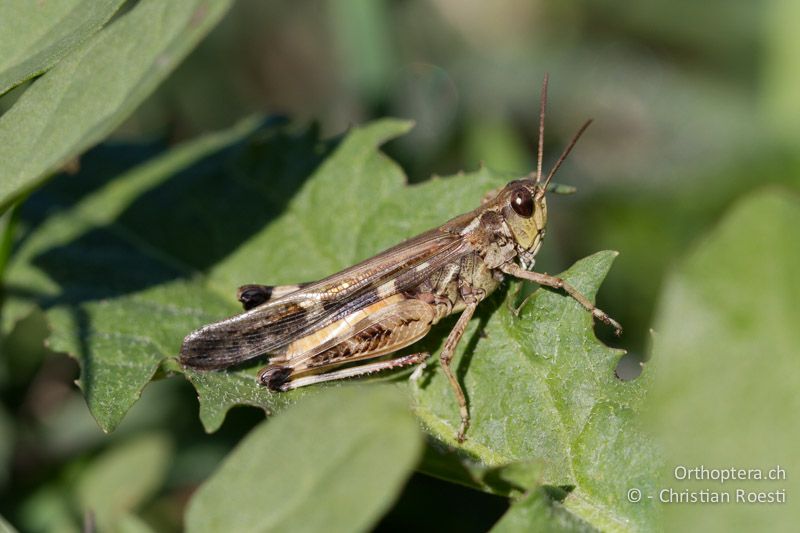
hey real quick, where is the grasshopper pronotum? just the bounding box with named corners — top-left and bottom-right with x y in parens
top-left (180, 76), bottom-right (621, 442)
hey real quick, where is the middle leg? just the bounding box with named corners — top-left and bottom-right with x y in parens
top-left (439, 301), bottom-right (478, 442)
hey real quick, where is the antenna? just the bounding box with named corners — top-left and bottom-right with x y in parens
top-left (542, 118), bottom-right (593, 191)
top-left (535, 73), bottom-right (548, 184)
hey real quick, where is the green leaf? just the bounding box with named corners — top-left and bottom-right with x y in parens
top-left (0, 0), bottom-right (125, 95)
top-left (178, 116), bottom-right (416, 429)
top-left (7, 118), bottom-right (657, 530)
top-left (2, 115), bottom-right (267, 428)
top-left (417, 444), bottom-right (544, 498)
top-left (351, 171), bottom-right (658, 530)
top-left (490, 488), bottom-right (594, 533)
top-left (76, 433), bottom-right (172, 532)
top-left (648, 189), bottom-right (800, 531)
top-left (0, 0), bottom-right (234, 213)
top-left (3, 116), bottom-right (409, 431)
top-left (405, 252), bottom-right (657, 531)
top-left (185, 385), bottom-right (422, 533)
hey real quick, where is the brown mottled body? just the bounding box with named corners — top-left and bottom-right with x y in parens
top-left (180, 76), bottom-right (621, 441)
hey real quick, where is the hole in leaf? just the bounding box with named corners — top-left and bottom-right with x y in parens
top-left (615, 352), bottom-right (643, 381)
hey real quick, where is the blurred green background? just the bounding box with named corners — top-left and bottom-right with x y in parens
top-left (1, 0), bottom-right (798, 531)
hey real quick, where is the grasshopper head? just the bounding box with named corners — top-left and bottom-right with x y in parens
top-left (497, 179), bottom-right (548, 254)
top-left (493, 74), bottom-right (591, 260)
top-left (488, 75), bottom-right (591, 264)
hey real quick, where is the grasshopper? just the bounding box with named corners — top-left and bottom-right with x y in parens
top-left (180, 75), bottom-right (621, 442)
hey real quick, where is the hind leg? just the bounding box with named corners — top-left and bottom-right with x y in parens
top-left (259, 297), bottom-right (435, 391)
top-left (261, 352), bottom-right (430, 390)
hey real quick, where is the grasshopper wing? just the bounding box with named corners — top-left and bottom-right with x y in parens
top-left (179, 229), bottom-right (472, 369)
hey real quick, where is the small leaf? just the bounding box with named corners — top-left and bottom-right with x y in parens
top-left (184, 366), bottom-right (298, 433)
top-left (0, 0), bottom-right (125, 95)
top-left (76, 433), bottom-right (172, 531)
top-left (185, 385), bottom-right (422, 533)
top-left (0, 0), bottom-right (234, 213)
top-left (648, 189), bottom-right (800, 531)
top-left (418, 444), bottom-right (544, 498)
top-left (490, 488), bottom-right (595, 533)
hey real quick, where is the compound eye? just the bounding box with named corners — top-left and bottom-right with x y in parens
top-left (510, 188), bottom-right (533, 217)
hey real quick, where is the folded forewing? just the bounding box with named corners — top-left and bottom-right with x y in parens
top-left (179, 229), bottom-right (471, 368)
